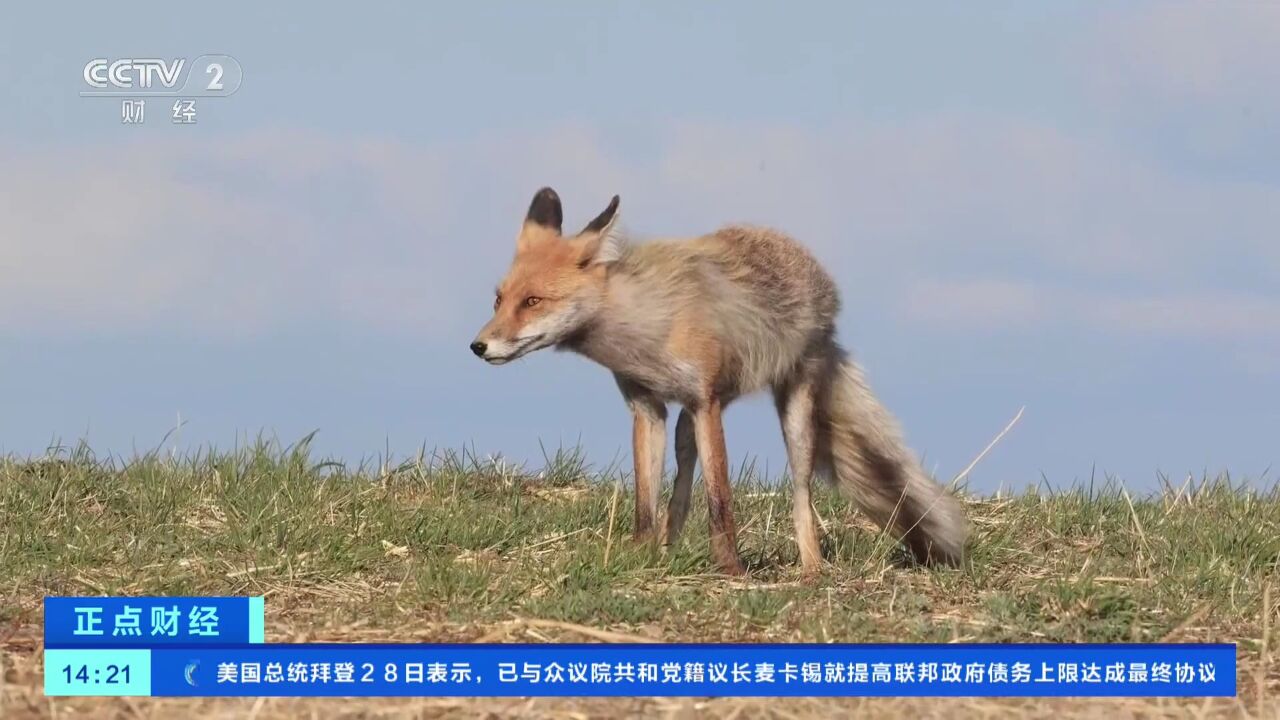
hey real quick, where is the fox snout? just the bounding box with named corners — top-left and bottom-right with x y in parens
top-left (469, 333), bottom-right (505, 364)
top-left (469, 328), bottom-right (522, 365)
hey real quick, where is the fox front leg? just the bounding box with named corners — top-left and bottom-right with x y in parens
top-left (662, 408), bottom-right (697, 545)
top-left (619, 379), bottom-right (666, 542)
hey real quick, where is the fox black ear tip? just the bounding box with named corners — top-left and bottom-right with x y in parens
top-left (526, 187), bottom-right (565, 232)
top-left (602, 194), bottom-right (620, 217)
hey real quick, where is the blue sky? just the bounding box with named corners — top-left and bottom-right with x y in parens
top-left (1, 3), bottom-right (1277, 493)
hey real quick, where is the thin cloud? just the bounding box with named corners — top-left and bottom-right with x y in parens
top-left (901, 279), bottom-right (1043, 332)
top-left (2, 107), bottom-right (1276, 350)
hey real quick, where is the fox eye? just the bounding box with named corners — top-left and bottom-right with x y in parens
top-left (524, 296), bottom-right (542, 308)
top-left (493, 294), bottom-right (502, 310)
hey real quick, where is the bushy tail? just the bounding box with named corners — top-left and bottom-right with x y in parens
top-left (815, 349), bottom-right (970, 566)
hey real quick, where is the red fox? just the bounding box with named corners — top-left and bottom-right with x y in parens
top-left (471, 188), bottom-right (970, 575)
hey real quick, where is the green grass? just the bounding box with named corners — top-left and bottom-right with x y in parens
top-left (1, 438), bottom-right (1277, 716)
top-left (2, 437), bottom-right (1275, 645)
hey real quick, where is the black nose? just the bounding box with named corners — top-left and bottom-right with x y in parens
top-left (470, 341), bottom-right (487, 357)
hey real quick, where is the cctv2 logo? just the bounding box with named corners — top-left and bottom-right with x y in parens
top-left (81, 55), bottom-right (243, 97)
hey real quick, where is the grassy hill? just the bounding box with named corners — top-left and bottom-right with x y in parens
top-left (1, 440), bottom-right (1276, 718)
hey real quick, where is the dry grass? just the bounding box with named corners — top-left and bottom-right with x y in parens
top-left (1, 439), bottom-right (1277, 718)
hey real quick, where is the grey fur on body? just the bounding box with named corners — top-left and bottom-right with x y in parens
top-left (561, 225), bottom-right (971, 566)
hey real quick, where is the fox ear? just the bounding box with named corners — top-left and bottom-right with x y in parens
top-left (524, 187), bottom-right (563, 235)
top-left (581, 194), bottom-right (619, 236)
top-left (577, 195), bottom-right (625, 267)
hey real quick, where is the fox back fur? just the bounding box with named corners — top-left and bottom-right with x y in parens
top-left (471, 188), bottom-right (970, 574)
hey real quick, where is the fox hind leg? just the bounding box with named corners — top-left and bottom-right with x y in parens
top-left (693, 397), bottom-right (746, 575)
top-left (775, 374), bottom-right (823, 573)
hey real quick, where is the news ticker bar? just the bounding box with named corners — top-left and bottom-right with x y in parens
top-left (45, 644), bottom-right (1236, 698)
top-left (41, 598), bottom-right (1237, 698)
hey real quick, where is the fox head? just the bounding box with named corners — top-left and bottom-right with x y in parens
top-left (470, 187), bottom-right (624, 364)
